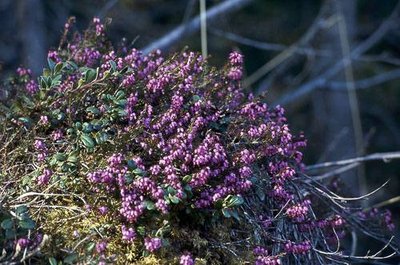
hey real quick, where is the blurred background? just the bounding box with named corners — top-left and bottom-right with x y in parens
top-left (0, 0), bottom-right (399, 261)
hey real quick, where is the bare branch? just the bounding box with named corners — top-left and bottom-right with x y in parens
top-left (328, 69), bottom-right (400, 90)
top-left (242, 2), bottom-right (334, 88)
top-left (276, 1), bottom-right (400, 106)
top-left (306, 151), bottom-right (400, 171)
top-left (142, 0), bottom-right (253, 55)
top-left (97, 0), bottom-right (119, 19)
top-left (312, 162), bottom-right (360, 181)
top-left (211, 28), bottom-right (400, 67)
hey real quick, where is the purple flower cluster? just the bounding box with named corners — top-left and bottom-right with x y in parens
top-left (37, 168), bottom-right (52, 185)
top-left (34, 139), bottom-right (48, 161)
top-left (283, 240), bottom-right (311, 254)
top-left (285, 200), bottom-right (311, 222)
top-left (121, 225), bottom-right (136, 242)
top-left (180, 253), bottom-right (195, 265)
top-left (383, 210), bottom-right (395, 231)
top-left (96, 241), bottom-right (107, 253)
top-left (144, 237), bottom-right (162, 252)
top-left (254, 247), bottom-right (281, 265)
top-left (11, 18), bottom-right (394, 264)
top-left (16, 237), bottom-right (31, 248)
top-left (16, 67), bottom-right (39, 94)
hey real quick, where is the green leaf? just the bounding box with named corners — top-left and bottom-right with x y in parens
top-left (183, 185), bottom-right (192, 193)
top-left (169, 194), bottom-right (180, 204)
top-left (86, 242), bottom-right (96, 253)
top-left (19, 219), bottom-right (35, 229)
top-left (109, 60), bottom-right (117, 72)
top-left (54, 62), bottom-right (64, 73)
top-left (86, 106), bottom-right (100, 116)
top-left (80, 134), bottom-right (95, 148)
top-left (143, 200), bottom-right (155, 210)
top-left (124, 174), bottom-right (134, 184)
top-left (115, 90), bottom-right (125, 100)
top-left (63, 253), bottom-right (78, 264)
top-left (137, 226), bottom-right (145, 236)
top-left (167, 186), bottom-right (176, 195)
top-left (84, 68), bottom-right (97, 83)
top-left (5, 229), bottom-right (16, 239)
top-left (94, 132), bottom-right (109, 145)
top-left (256, 187), bottom-right (265, 201)
top-left (43, 69), bottom-right (51, 78)
top-left (66, 61), bottom-right (78, 70)
top-left (16, 206), bottom-right (28, 215)
top-left (182, 175), bottom-right (192, 183)
top-left (48, 58), bottom-right (56, 71)
top-left (51, 74), bottom-right (62, 87)
top-left (49, 257), bottom-right (58, 265)
top-left (222, 208), bottom-right (231, 218)
top-left (192, 95), bottom-right (201, 102)
top-left (224, 195), bottom-right (244, 208)
top-left (117, 108), bottom-right (127, 117)
top-left (127, 160), bottom-right (137, 170)
top-left (132, 168), bottom-right (145, 176)
top-left (230, 195), bottom-right (244, 206)
top-left (54, 153), bottom-right (67, 162)
top-left (230, 209), bottom-right (241, 221)
top-left (1, 219), bottom-right (13, 230)
top-left (82, 122), bottom-right (93, 133)
top-left (67, 154), bottom-right (78, 163)
top-left (21, 95), bottom-right (35, 109)
top-left (18, 117), bottom-right (32, 128)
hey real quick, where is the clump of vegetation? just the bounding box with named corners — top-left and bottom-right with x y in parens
top-left (0, 18), bottom-right (397, 264)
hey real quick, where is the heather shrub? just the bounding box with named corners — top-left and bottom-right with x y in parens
top-left (0, 18), bottom-right (397, 264)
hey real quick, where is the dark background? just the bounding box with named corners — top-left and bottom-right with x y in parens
top-left (0, 0), bottom-right (399, 260)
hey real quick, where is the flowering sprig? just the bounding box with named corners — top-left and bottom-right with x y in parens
top-left (0, 17), bottom-right (397, 265)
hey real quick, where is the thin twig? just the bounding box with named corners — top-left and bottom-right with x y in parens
top-left (200, 0), bottom-right (208, 58)
top-left (142, 0), bottom-right (253, 54)
top-left (97, 0), bottom-right (119, 19)
top-left (312, 162), bottom-right (360, 181)
top-left (306, 151), bottom-right (400, 170)
top-left (276, 1), bottom-right (400, 105)
top-left (328, 69), bottom-right (400, 90)
top-left (243, 5), bottom-right (336, 88)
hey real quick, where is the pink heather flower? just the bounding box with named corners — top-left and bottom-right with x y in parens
top-left (98, 206), bottom-right (109, 215)
top-left (16, 67), bottom-right (32, 77)
top-left (283, 240), bottom-right (311, 254)
top-left (229, 51), bottom-right (244, 65)
top-left (17, 237), bottom-right (30, 248)
top-left (73, 230), bottom-right (80, 238)
top-left (52, 129), bottom-right (64, 141)
top-left (26, 80), bottom-right (39, 94)
top-left (144, 237), bottom-right (162, 252)
top-left (180, 253), bottom-right (195, 265)
top-left (383, 210), bottom-right (395, 231)
top-left (121, 225), bottom-right (136, 242)
top-left (37, 168), bottom-right (52, 185)
top-left (96, 241), bottom-right (107, 253)
top-left (48, 50), bottom-right (61, 63)
top-left (227, 66), bottom-right (242, 81)
top-left (39, 115), bottom-right (49, 125)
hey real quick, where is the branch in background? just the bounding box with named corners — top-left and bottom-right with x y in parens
top-left (312, 163), bottom-right (360, 181)
top-left (242, 2), bottom-right (337, 88)
top-left (276, 1), bottom-right (400, 106)
top-left (200, 0), bottom-right (208, 58)
top-left (327, 69), bottom-right (400, 90)
top-left (142, 0), bottom-right (253, 55)
top-left (18, 0), bottom-right (46, 76)
top-left (97, 0), bottom-right (119, 19)
top-left (306, 151), bottom-right (400, 171)
top-left (182, 0), bottom-right (196, 25)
